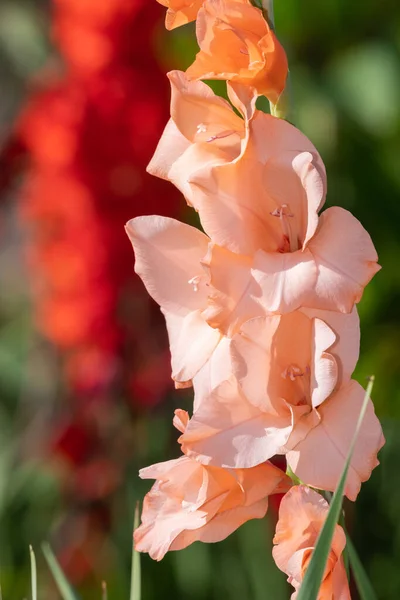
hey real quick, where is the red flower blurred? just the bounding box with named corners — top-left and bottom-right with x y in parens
top-left (2, 0), bottom-right (182, 582)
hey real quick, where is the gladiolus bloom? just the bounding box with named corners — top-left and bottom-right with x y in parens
top-left (135, 411), bottom-right (290, 560)
top-left (189, 117), bottom-right (380, 314)
top-left (273, 486), bottom-right (351, 599)
top-left (147, 70), bottom-right (251, 205)
top-left (186, 0), bottom-right (288, 103)
top-left (180, 308), bottom-right (384, 500)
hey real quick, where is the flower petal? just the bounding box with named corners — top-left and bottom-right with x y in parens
top-left (310, 317), bottom-right (338, 408)
top-left (168, 70), bottom-right (243, 144)
top-left (125, 215), bottom-right (209, 316)
top-left (192, 335), bottom-right (233, 410)
top-left (300, 306), bottom-right (360, 386)
top-left (308, 207), bottom-right (381, 313)
top-left (201, 243), bottom-right (264, 336)
top-left (164, 309), bottom-right (221, 385)
top-left (180, 376), bottom-right (294, 468)
top-left (170, 498), bottom-right (269, 551)
top-left (252, 248), bottom-right (318, 314)
top-left (147, 118), bottom-right (190, 182)
top-left (287, 380), bottom-right (385, 501)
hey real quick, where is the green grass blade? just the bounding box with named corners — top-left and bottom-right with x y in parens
top-left (297, 377), bottom-right (375, 600)
top-left (42, 543), bottom-right (79, 600)
top-left (29, 546), bottom-right (37, 600)
top-left (130, 502), bottom-right (141, 600)
top-left (346, 533), bottom-right (378, 600)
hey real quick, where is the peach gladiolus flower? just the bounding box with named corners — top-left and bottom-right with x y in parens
top-left (125, 214), bottom-right (270, 391)
top-left (134, 413), bottom-right (290, 560)
top-left (147, 70), bottom-right (256, 205)
top-left (273, 486), bottom-right (350, 599)
top-left (189, 115), bottom-right (380, 315)
top-left (186, 0), bottom-right (288, 104)
top-left (157, 0), bottom-right (204, 30)
top-left (180, 308), bottom-right (384, 500)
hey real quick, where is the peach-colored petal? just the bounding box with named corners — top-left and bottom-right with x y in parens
top-left (192, 335), bottom-right (233, 410)
top-left (168, 142), bottom-right (233, 206)
top-left (146, 118), bottom-right (190, 182)
top-left (273, 486), bottom-right (350, 599)
top-left (135, 454), bottom-right (288, 560)
top-left (287, 380), bottom-right (385, 501)
top-left (164, 310), bottom-right (221, 385)
top-left (231, 311), bottom-right (338, 412)
top-left (186, 0), bottom-right (288, 103)
top-left (308, 207), bottom-right (381, 313)
top-left (230, 315), bottom-right (280, 410)
top-left (173, 409), bottom-right (190, 433)
top-left (170, 498), bottom-right (269, 551)
top-left (125, 216), bottom-right (221, 385)
top-left (331, 560), bottom-right (352, 600)
top-left (200, 244), bottom-right (264, 335)
top-left (273, 486), bottom-right (332, 574)
top-left (301, 307), bottom-right (360, 386)
top-left (158, 0), bottom-right (204, 30)
top-left (147, 70), bottom-right (245, 204)
top-left (180, 376), bottom-right (296, 468)
top-left (125, 216), bottom-right (209, 315)
top-left (311, 318), bottom-right (338, 408)
top-left (248, 111), bottom-right (326, 180)
top-left (189, 147), bottom-right (325, 256)
top-left (168, 70), bottom-right (243, 144)
top-left (226, 81), bottom-right (257, 122)
top-left (252, 248), bottom-right (318, 314)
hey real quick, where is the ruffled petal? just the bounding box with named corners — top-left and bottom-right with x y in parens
top-left (125, 215), bottom-right (209, 315)
top-left (163, 0), bottom-right (204, 30)
top-left (192, 335), bottom-right (233, 410)
top-left (147, 118), bottom-right (190, 181)
top-left (310, 317), bottom-right (338, 408)
top-left (164, 309), bottom-right (222, 385)
top-left (201, 244), bottom-right (264, 335)
top-left (307, 207), bottom-right (381, 313)
top-left (168, 70), bottom-right (243, 144)
top-left (252, 248), bottom-right (318, 314)
top-left (170, 498), bottom-right (269, 551)
top-left (180, 377), bottom-right (294, 468)
top-left (287, 380), bottom-right (385, 501)
top-left (300, 307), bottom-right (360, 386)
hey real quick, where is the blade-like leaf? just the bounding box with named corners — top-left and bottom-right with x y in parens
top-left (297, 377), bottom-right (375, 600)
top-left (346, 533), bottom-right (378, 600)
top-left (130, 502), bottom-right (141, 600)
top-left (29, 545), bottom-right (37, 600)
top-left (42, 543), bottom-right (79, 600)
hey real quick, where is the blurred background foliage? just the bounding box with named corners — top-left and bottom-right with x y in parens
top-left (0, 0), bottom-right (399, 599)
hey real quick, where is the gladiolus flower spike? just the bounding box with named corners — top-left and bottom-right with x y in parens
top-left (128, 1), bottom-right (384, 597)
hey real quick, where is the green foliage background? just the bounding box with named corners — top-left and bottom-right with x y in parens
top-left (0, 0), bottom-right (399, 598)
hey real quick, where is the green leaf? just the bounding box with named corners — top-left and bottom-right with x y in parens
top-left (346, 533), bottom-right (378, 600)
top-left (130, 502), bottom-right (141, 600)
top-left (297, 377), bottom-right (376, 600)
top-left (42, 543), bottom-right (80, 600)
top-left (29, 545), bottom-right (37, 600)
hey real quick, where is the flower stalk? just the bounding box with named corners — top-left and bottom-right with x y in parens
top-left (127, 1), bottom-right (384, 597)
